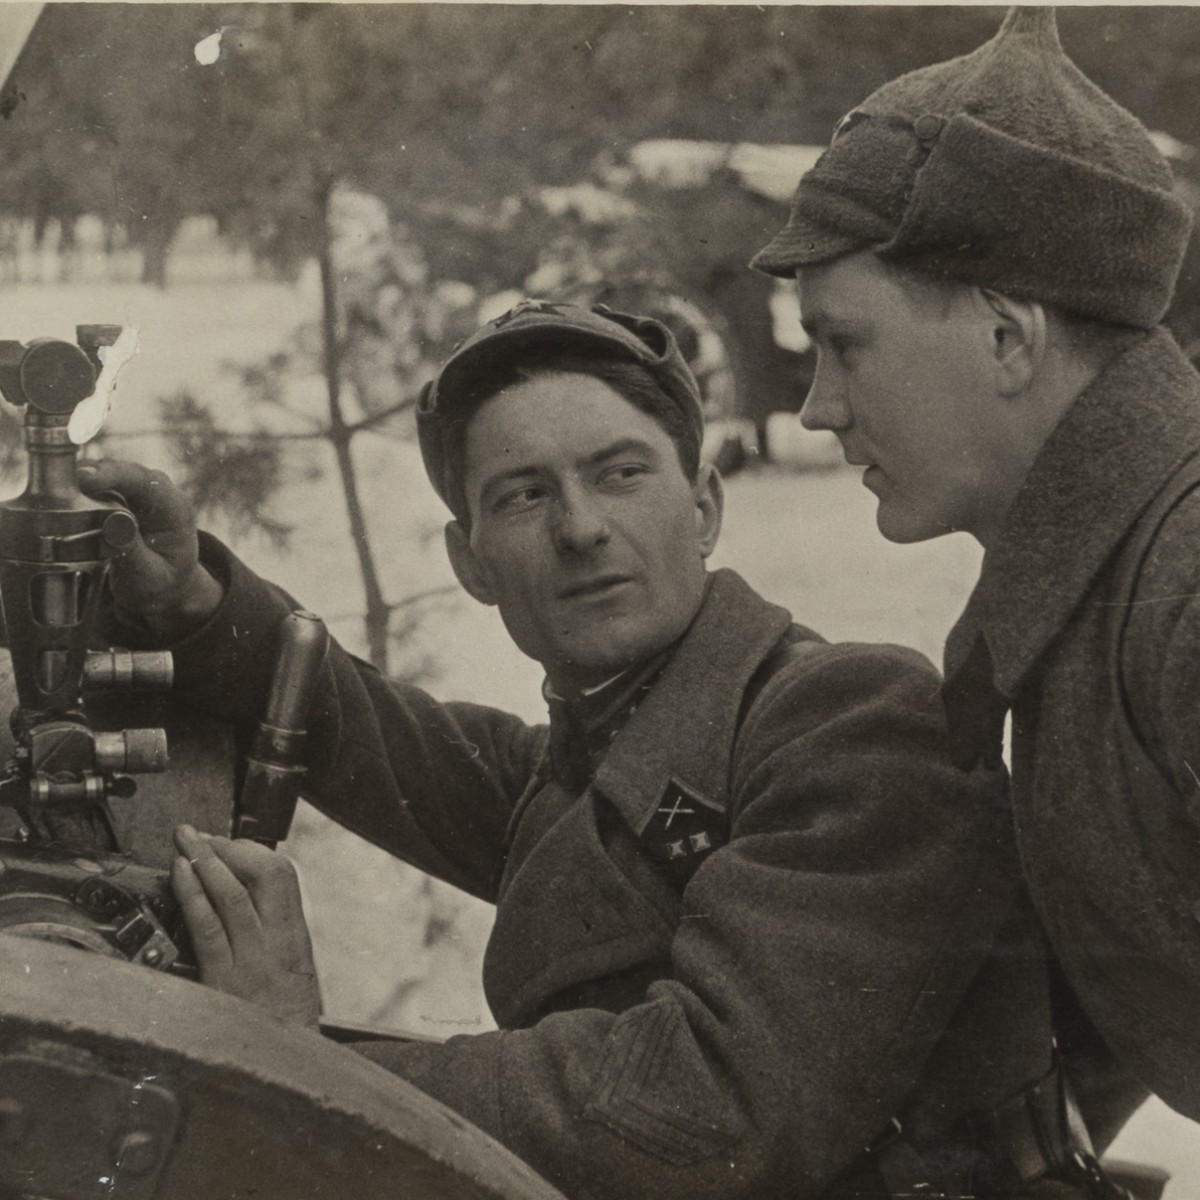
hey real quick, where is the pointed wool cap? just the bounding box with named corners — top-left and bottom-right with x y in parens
top-left (752, 8), bottom-right (1193, 328)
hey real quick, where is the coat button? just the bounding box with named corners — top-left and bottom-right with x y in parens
top-left (914, 113), bottom-right (945, 141)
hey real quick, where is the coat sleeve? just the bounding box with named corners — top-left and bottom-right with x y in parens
top-left (161, 534), bottom-right (547, 901)
top-left (354, 644), bottom-right (1036, 1200)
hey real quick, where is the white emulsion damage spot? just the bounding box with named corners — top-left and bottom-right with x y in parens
top-left (194, 29), bottom-right (223, 66)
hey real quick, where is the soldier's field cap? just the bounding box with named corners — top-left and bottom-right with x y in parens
top-left (417, 299), bottom-right (704, 516)
top-left (752, 7), bottom-right (1193, 329)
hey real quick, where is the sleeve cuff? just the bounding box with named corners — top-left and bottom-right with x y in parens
top-left (166, 532), bottom-right (297, 724)
top-left (349, 1033), bottom-right (506, 1143)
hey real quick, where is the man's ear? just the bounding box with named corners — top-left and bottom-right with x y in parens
top-left (693, 463), bottom-right (724, 559)
top-left (444, 520), bottom-right (496, 606)
top-left (980, 288), bottom-right (1046, 397)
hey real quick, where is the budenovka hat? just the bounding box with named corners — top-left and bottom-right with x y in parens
top-left (417, 299), bottom-right (705, 517)
top-left (752, 7), bottom-right (1193, 329)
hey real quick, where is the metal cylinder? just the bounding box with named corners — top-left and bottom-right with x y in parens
top-left (83, 650), bottom-right (173, 692)
top-left (235, 610), bottom-right (329, 847)
top-left (30, 773), bottom-right (106, 806)
top-left (93, 729), bottom-right (169, 774)
top-left (261, 611), bottom-right (330, 732)
top-left (33, 572), bottom-right (84, 628)
top-left (99, 510), bottom-right (138, 552)
top-left (23, 416), bottom-right (81, 515)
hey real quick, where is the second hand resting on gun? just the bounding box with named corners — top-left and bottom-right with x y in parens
top-left (80, 458), bottom-right (324, 1028)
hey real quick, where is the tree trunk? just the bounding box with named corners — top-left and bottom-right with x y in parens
top-left (315, 181), bottom-right (392, 673)
top-left (138, 211), bottom-right (180, 289)
top-left (140, 239), bottom-right (169, 289)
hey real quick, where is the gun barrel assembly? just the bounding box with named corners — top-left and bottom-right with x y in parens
top-left (0, 326), bottom-right (187, 969)
top-left (0, 325), bottom-right (326, 975)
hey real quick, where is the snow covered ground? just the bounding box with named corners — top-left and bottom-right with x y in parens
top-left (1, 278), bottom-right (1195, 1192)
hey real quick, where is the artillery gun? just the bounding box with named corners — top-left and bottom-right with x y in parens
top-left (0, 328), bottom-right (563, 1200)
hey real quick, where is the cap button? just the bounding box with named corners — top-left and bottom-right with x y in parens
top-left (913, 113), bottom-right (945, 142)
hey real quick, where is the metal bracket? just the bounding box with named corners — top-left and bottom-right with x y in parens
top-left (75, 875), bottom-right (179, 970)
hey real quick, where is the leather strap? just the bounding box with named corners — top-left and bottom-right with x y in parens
top-left (861, 1063), bottom-right (1137, 1199)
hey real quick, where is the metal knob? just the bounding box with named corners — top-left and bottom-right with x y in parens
top-left (94, 729), bottom-right (169, 774)
top-left (16, 341), bottom-right (97, 415)
top-left (83, 650), bottom-right (173, 693)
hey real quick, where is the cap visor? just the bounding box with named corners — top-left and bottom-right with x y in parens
top-left (750, 220), bottom-right (869, 277)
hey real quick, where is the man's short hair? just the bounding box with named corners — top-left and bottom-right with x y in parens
top-left (878, 256), bottom-right (1147, 368)
top-left (417, 301), bottom-right (705, 523)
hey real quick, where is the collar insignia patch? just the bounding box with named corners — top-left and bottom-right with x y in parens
top-left (640, 779), bottom-right (727, 885)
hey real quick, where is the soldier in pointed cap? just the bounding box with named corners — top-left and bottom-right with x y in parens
top-left (754, 5), bottom-right (1200, 1133)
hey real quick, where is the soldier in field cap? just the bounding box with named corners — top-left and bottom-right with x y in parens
top-left (754, 5), bottom-right (1200, 1128)
top-left (80, 293), bottom-right (1139, 1199)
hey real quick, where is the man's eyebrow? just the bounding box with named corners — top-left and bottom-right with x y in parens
top-left (476, 437), bottom-right (663, 501)
top-left (477, 461), bottom-right (541, 501)
top-left (584, 436), bottom-right (663, 466)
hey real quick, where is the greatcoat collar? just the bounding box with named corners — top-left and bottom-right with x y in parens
top-left (592, 567), bottom-right (793, 835)
top-left (945, 328), bottom-right (1200, 699)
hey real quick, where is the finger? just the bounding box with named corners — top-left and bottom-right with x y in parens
top-left (173, 827), bottom-right (263, 947)
top-left (205, 837), bottom-right (312, 950)
top-left (81, 464), bottom-right (193, 604)
top-left (108, 532), bottom-right (177, 595)
top-left (76, 457), bottom-right (133, 496)
top-left (171, 855), bottom-right (235, 971)
top-left (173, 822), bottom-right (212, 859)
top-left (79, 460), bottom-right (193, 536)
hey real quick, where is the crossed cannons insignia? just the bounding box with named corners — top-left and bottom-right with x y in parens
top-left (641, 780), bottom-right (727, 885)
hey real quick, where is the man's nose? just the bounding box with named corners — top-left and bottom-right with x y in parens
top-left (552, 486), bottom-right (611, 554)
top-left (800, 365), bottom-right (850, 432)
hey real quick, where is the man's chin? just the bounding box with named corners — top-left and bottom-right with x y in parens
top-left (874, 503), bottom-right (946, 545)
top-left (549, 635), bottom-right (661, 694)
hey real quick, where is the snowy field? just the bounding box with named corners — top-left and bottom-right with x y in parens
top-left (1, 279), bottom-right (1196, 1192)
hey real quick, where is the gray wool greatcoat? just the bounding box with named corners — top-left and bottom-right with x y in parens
top-left (169, 553), bottom-right (1055, 1200)
top-left (944, 327), bottom-right (1200, 1122)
